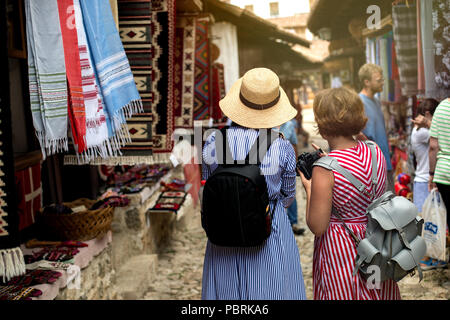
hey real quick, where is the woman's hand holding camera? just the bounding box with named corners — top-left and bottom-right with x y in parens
top-left (297, 143), bottom-right (327, 192)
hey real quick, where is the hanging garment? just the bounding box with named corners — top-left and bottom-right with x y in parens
top-left (392, 4), bottom-right (418, 97)
top-left (416, 0), bottom-right (426, 94)
top-left (79, 0), bottom-right (142, 146)
top-left (57, 0), bottom-right (87, 154)
top-left (73, 0), bottom-right (112, 161)
top-left (25, 0), bottom-right (69, 158)
top-left (432, 0), bottom-right (450, 91)
top-left (420, 0), bottom-right (448, 100)
top-left (210, 22), bottom-right (240, 94)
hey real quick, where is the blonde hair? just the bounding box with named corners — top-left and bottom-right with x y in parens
top-left (358, 63), bottom-right (383, 86)
top-left (313, 87), bottom-right (367, 137)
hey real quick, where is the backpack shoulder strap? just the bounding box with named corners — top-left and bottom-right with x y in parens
top-left (364, 141), bottom-right (378, 195)
top-left (313, 156), bottom-right (367, 194)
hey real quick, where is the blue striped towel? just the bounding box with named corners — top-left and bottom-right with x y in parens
top-left (79, 0), bottom-right (142, 145)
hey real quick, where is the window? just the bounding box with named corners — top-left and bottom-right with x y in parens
top-left (244, 5), bottom-right (254, 12)
top-left (269, 2), bottom-right (279, 17)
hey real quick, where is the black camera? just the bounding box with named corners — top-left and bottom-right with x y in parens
top-left (296, 149), bottom-right (323, 180)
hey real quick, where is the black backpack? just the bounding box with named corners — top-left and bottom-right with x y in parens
top-left (201, 128), bottom-right (279, 247)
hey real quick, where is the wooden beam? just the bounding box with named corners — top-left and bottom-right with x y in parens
top-left (176, 0), bottom-right (203, 13)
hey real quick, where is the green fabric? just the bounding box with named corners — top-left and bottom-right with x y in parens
top-left (430, 98), bottom-right (450, 185)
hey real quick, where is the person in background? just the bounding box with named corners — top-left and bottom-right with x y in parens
top-left (410, 98), bottom-right (444, 270)
top-left (300, 87), bottom-right (401, 300)
top-left (428, 97), bottom-right (450, 267)
top-left (356, 63), bottom-right (394, 193)
top-left (280, 118), bottom-right (305, 236)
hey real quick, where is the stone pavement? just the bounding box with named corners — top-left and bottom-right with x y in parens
top-left (143, 108), bottom-right (449, 300)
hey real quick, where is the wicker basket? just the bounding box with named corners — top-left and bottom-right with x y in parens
top-left (39, 198), bottom-right (114, 241)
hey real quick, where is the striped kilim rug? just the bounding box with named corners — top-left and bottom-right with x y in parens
top-left (193, 17), bottom-right (211, 121)
top-left (150, 0), bottom-right (175, 153)
top-left (118, 0), bottom-right (153, 157)
top-left (174, 17), bottom-right (196, 128)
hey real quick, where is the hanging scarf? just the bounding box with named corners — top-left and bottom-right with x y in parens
top-left (57, 0), bottom-right (87, 154)
top-left (73, 0), bottom-right (116, 162)
top-left (79, 0), bottom-right (142, 147)
top-left (25, 0), bottom-right (69, 159)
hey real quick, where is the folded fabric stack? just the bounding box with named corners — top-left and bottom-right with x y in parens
top-left (99, 164), bottom-right (171, 196)
top-left (0, 285), bottom-right (42, 300)
top-left (25, 0), bottom-right (142, 162)
top-left (148, 190), bottom-right (187, 213)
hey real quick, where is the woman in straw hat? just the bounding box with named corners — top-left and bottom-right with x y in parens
top-left (299, 87), bottom-right (401, 300)
top-left (201, 68), bottom-right (306, 300)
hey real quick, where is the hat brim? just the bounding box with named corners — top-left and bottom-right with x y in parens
top-left (219, 78), bottom-right (298, 129)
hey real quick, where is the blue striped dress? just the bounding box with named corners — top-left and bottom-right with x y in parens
top-left (201, 125), bottom-right (306, 300)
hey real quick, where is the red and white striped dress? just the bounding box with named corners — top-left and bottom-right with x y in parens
top-left (313, 141), bottom-right (401, 300)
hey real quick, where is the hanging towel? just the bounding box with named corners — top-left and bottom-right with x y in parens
top-left (79, 0), bottom-right (142, 145)
top-left (392, 4), bottom-right (418, 97)
top-left (57, 0), bottom-right (87, 154)
top-left (73, 0), bottom-right (115, 162)
top-left (25, 0), bottom-right (69, 159)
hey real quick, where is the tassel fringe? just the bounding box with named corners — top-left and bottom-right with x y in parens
top-left (0, 247), bottom-right (26, 283)
top-left (63, 153), bottom-right (172, 166)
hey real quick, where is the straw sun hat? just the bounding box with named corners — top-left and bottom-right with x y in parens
top-left (219, 68), bottom-right (297, 129)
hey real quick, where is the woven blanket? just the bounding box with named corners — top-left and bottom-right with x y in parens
top-left (25, 0), bottom-right (69, 159)
top-left (0, 10), bottom-right (26, 282)
top-left (392, 4), bottom-right (418, 97)
top-left (151, 0), bottom-right (176, 153)
top-left (433, 0), bottom-right (450, 90)
top-left (193, 18), bottom-right (211, 121)
top-left (175, 17), bottom-right (196, 128)
top-left (117, 0), bottom-right (154, 157)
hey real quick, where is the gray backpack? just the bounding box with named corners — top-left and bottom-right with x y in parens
top-left (313, 141), bottom-right (427, 282)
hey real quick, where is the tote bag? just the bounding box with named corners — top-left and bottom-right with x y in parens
top-left (421, 189), bottom-right (447, 261)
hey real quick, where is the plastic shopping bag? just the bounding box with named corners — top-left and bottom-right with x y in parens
top-left (421, 189), bottom-right (447, 261)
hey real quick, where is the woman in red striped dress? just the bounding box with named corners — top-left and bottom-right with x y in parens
top-left (299, 88), bottom-right (401, 300)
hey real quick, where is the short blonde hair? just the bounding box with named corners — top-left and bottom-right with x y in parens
top-left (358, 63), bottom-right (383, 85)
top-left (313, 87), bottom-right (367, 137)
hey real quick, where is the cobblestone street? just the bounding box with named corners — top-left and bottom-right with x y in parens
top-left (143, 108), bottom-right (450, 300)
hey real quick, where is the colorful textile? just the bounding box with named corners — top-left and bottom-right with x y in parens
top-left (151, 0), bottom-right (176, 153)
top-left (211, 63), bottom-right (225, 121)
top-left (193, 18), bottom-right (211, 121)
top-left (57, 0), bottom-right (87, 154)
top-left (90, 195), bottom-right (130, 210)
top-left (117, 0), bottom-right (154, 157)
top-left (25, 0), bottom-right (69, 158)
top-left (0, 285), bottom-right (42, 300)
top-left (149, 191), bottom-right (187, 213)
top-left (432, 0), bottom-right (450, 90)
top-left (175, 17), bottom-right (196, 128)
top-left (74, 0), bottom-right (112, 160)
top-left (0, 14), bottom-right (26, 283)
top-left (6, 269), bottom-right (62, 286)
top-left (392, 4), bottom-right (418, 97)
top-left (15, 163), bottom-right (42, 231)
top-left (79, 0), bottom-right (143, 146)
